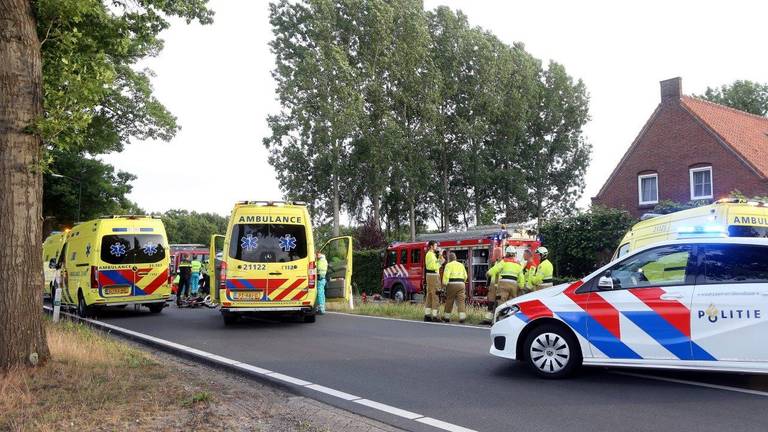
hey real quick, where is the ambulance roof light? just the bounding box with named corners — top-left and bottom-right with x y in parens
top-left (677, 225), bottom-right (727, 236)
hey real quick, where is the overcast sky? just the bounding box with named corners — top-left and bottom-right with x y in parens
top-left (102, 0), bottom-right (768, 219)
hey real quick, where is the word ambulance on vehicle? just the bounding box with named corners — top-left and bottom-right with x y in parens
top-left (614, 198), bottom-right (768, 260)
top-left (210, 201), bottom-right (353, 325)
top-left (47, 216), bottom-right (172, 317)
top-left (383, 225), bottom-right (539, 303)
top-left (490, 226), bottom-right (768, 378)
top-left (42, 230), bottom-right (67, 299)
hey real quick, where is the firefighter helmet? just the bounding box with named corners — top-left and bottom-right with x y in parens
top-left (536, 246), bottom-right (549, 258)
top-left (504, 246), bottom-right (515, 255)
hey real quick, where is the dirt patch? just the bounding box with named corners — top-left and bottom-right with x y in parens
top-left (0, 319), bottom-right (401, 432)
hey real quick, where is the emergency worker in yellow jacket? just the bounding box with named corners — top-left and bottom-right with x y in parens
top-left (441, 253), bottom-right (467, 323)
top-left (529, 247), bottom-right (554, 290)
top-left (521, 248), bottom-right (537, 294)
top-left (485, 246), bottom-right (525, 322)
top-left (424, 241), bottom-right (445, 322)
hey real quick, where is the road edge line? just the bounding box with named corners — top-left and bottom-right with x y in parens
top-left (42, 306), bottom-right (479, 432)
top-left (610, 371), bottom-right (768, 397)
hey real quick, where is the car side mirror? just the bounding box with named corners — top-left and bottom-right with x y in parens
top-left (48, 259), bottom-right (56, 269)
top-left (598, 271), bottom-right (614, 290)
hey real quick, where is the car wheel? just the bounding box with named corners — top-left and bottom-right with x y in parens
top-left (392, 285), bottom-right (405, 303)
top-left (77, 292), bottom-right (91, 318)
top-left (147, 303), bottom-right (164, 313)
top-left (303, 313), bottom-right (316, 323)
top-left (523, 324), bottom-right (581, 379)
top-left (222, 312), bottom-right (239, 326)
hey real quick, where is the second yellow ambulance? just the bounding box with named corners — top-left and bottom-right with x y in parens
top-left (211, 201), bottom-right (353, 325)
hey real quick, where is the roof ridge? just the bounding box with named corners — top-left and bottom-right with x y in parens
top-left (682, 95), bottom-right (768, 122)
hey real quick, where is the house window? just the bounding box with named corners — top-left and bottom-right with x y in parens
top-left (690, 166), bottom-right (713, 200)
top-left (638, 173), bottom-right (658, 205)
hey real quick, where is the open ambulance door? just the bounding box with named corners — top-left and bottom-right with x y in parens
top-left (319, 236), bottom-right (354, 309)
top-left (209, 234), bottom-right (225, 304)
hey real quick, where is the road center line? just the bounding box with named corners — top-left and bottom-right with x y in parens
top-left (611, 371), bottom-right (768, 397)
top-left (43, 306), bottom-right (478, 432)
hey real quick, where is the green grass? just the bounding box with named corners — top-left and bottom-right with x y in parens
top-left (327, 297), bottom-right (488, 325)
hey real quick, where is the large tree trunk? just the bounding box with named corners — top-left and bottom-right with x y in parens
top-left (0, 0), bottom-right (50, 370)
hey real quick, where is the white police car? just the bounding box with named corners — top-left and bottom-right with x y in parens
top-left (490, 235), bottom-right (768, 378)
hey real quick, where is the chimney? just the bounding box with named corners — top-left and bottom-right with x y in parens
top-left (660, 77), bottom-right (682, 102)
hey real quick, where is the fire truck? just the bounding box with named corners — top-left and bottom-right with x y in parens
top-left (382, 226), bottom-right (540, 304)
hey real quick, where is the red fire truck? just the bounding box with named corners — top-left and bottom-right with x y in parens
top-left (169, 244), bottom-right (210, 294)
top-left (382, 226), bottom-right (540, 304)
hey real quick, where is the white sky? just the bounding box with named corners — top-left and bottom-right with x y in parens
top-left (103, 0), bottom-right (768, 218)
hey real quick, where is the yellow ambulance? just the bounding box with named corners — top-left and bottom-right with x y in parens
top-left (210, 201), bottom-right (353, 325)
top-left (614, 199), bottom-right (768, 260)
top-left (42, 231), bottom-right (67, 298)
top-left (54, 215), bottom-right (172, 316)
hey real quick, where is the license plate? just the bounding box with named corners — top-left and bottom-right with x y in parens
top-left (105, 286), bottom-right (131, 295)
top-left (235, 291), bottom-right (262, 301)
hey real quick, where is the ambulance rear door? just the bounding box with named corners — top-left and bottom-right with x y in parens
top-left (320, 236), bottom-right (354, 308)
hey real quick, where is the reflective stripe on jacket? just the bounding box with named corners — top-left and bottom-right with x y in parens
top-left (442, 261), bottom-right (467, 285)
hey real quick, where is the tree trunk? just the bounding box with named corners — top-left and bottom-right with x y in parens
top-left (474, 187), bottom-right (481, 227)
top-left (0, 0), bottom-right (50, 370)
top-left (408, 199), bottom-right (416, 242)
top-left (332, 173), bottom-right (340, 237)
top-left (441, 146), bottom-right (449, 231)
top-left (372, 193), bottom-right (380, 230)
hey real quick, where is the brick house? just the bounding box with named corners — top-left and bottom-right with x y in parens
top-left (592, 77), bottom-right (768, 218)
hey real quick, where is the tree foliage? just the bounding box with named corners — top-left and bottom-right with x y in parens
top-left (265, 0), bottom-right (591, 239)
top-left (43, 149), bottom-right (143, 229)
top-left (699, 80), bottom-right (768, 117)
top-left (159, 210), bottom-right (228, 246)
top-left (539, 206), bottom-right (635, 278)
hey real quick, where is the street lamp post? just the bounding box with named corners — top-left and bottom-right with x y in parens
top-left (50, 173), bottom-right (82, 223)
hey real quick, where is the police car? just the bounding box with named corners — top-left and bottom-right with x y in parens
top-left (490, 234), bottom-right (768, 378)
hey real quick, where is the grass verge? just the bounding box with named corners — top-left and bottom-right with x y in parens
top-left (326, 297), bottom-right (488, 325)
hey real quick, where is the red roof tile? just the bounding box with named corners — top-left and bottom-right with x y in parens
top-left (681, 96), bottom-right (768, 178)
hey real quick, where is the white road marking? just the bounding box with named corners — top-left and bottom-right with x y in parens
top-left (327, 311), bottom-right (488, 330)
top-left (43, 305), bottom-right (478, 432)
top-left (266, 372), bottom-right (312, 386)
top-left (354, 399), bottom-right (423, 420)
top-left (417, 417), bottom-right (478, 432)
top-left (612, 371), bottom-right (768, 397)
top-left (306, 384), bottom-right (360, 401)
top-left (232, 362), bottom-right (272, 375)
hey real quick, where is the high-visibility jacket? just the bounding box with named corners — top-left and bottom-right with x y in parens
top-left (529, 259), bottom-right (553, 287)
top-left (317, 256), bottom-right (328, 278)
top-left (178, 260), bottom-right (191, 278)
top-left (190, 260), bottom-right (202, 273)
top-left (487, 257), bottom-right (524, 285)
top-left (442, 261), bottom-right (467, 285)
top-left (523, 263), bottom-right (537, 288)
top-left (425, 250), bottom-right (442, 272)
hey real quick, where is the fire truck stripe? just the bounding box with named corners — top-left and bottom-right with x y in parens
top-left (629, 287), bottom-right (691, 338)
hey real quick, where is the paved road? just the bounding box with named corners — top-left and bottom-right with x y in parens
top-left (95, 306), bottom-right (768, 432)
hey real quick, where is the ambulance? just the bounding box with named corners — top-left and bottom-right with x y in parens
top-left (42, 231), bottom-right (67, 298)
top-left (210, 201), bottom-right (353, 325)
top-left (53, 216), bottom-right (172, 316)
top-left (614, 199), bottom-right (768, 260)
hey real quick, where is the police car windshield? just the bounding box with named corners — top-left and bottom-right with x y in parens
top-left (230, 223), bottom-right (308, 263)
top-left (100, 234), bottom-right (166, 265)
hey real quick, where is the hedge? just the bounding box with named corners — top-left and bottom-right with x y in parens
top-left (539, 206), bottom-right (635, 279)
top-left (352, 249), bottom-right (384, 295)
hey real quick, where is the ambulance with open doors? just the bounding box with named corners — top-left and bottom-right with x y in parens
top-left (42, 230), bottom-right (67, 299)
top-left (51, 215), bottom-right (172, 317)
top-left (210, 201), bottom-right (353, 326)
